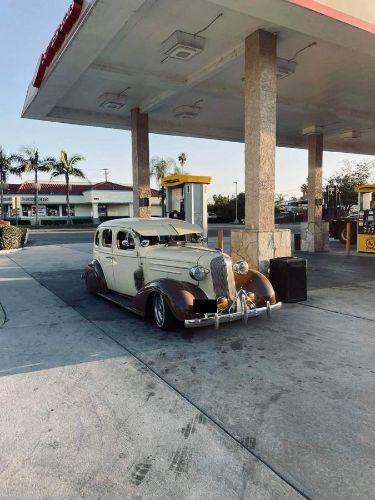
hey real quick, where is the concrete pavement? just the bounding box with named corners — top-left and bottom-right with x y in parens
top-left (0, 248), bottom-right (302, 499)
top-left (0, 240), bottom-right (374, 499)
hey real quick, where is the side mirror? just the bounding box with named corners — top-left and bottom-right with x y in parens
top-left (141, 240), bottom-right (150, 247)
top-left (121, 240), bottom-right (130, 249)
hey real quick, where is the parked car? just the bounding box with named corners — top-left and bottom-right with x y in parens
top-left (329, 216), bottom-right (357, 243)
top-left (84, 218), bottom-right (281, 329)
top-left (208, 212), bottom-right (218, 223)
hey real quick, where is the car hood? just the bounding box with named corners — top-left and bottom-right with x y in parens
top-left (139, 244), bottom-right (221, 266)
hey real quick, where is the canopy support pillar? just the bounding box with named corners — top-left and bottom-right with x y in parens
top-left (231, 30), bottom-right (291, 272)
top-left (301, 132), bottom-right (329, 251)
top-left (131, 108), bottom-right (151, 218)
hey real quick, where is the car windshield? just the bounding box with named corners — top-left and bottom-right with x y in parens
top-left (139, 233), bottom-right (203, 246)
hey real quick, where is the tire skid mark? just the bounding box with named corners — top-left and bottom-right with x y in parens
top-left (181, 412), bottom-right (207, 439)
top-left (169, 446), bottom-right (191, 476)
top-left (130, 455), bottom-right (154, 486)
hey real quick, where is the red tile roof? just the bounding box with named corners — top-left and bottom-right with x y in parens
top-left (84, 181), bottom-right (132, 191)
top-left (3, 181), bottom-right (159, 197)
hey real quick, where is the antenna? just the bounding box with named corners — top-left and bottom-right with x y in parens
top-left (102, 168), bottom-right (110, 182)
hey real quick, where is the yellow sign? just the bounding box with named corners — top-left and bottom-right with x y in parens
top-left (358, 234), bottom-right (375, 253)
top-left (354, 184), bottom-right (375, 193)
top-left (161, 174), bottom-right (211, 188)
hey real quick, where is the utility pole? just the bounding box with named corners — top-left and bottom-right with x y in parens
top-left (234, 181), bottom-right (239, 224)
top-left (102, 168), bottom-right (110, 182)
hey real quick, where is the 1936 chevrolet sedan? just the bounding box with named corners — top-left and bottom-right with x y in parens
top-left (84, 218), bottom-right (281, 329)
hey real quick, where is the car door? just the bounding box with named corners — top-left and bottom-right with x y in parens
top-left (112, 229), bottom-right (140, 297)
top-left (98, 228), bottom-right (116, 290)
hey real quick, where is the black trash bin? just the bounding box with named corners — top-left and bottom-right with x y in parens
top-left (269, 257), bottom-right (307, 303)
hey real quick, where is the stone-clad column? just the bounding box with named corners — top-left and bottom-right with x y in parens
top-left (301, 132), bottom-right (329, 251)
top-left (244, 30), bottom-right (276, 231)
top-left (131, 108), bottom-right (151, 218)
top-left (231, 30), bottom-right (291, 273)
top-left (308, 133), bottom-right (323, 223)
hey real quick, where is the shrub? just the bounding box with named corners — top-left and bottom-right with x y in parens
top-left (0, 225), bottom-right (28, 250)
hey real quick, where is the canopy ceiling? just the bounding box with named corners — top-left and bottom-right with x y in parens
top-left (22, 0), bottom-right (375, 154)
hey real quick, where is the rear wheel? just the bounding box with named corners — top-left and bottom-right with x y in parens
top-left (152, 292), bottom-right (182, 330)
top-left (339, 226), bottom-right (347, 243)
top-left (85, 268), bottom-right (99, 294)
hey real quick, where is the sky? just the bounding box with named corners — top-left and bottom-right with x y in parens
top-left (1, 0), bottom-right (373, 200)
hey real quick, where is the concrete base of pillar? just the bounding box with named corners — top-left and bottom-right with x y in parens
top-left (231, 229), bottom-right (292, 274)
top-left (301, 222), bottom-right (329, 252)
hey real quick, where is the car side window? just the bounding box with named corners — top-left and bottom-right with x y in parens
top-left (94, 230), bottom-right (100, 246)
top-left (102, 229), bottom-right (112, 248)
top-left (117, 231), bottom-right (135, 251)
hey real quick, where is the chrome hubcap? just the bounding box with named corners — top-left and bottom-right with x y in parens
top-left (154, 294), bottom-right (165, 327)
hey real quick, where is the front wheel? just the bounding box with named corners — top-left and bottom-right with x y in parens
top-left (152, 292), bottom-right (182, 330)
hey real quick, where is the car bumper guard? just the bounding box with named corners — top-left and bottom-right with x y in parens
top-left (184, 301), bottom-right (282, 329)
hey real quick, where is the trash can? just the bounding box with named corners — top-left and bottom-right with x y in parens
top-left (269, 257), bottom-right (307, 303)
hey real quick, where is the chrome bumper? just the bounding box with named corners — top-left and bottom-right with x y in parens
top-left (184, 302), bottom-right (282, 329)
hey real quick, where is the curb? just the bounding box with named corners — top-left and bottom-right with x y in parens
top-left (0, 247), bottom-right (24, 255)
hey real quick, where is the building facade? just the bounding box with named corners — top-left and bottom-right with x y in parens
top-left (0, 181), bottom-right (161, 224)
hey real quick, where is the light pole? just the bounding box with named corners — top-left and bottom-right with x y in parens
top-left (233, 181), bottom-right (239, 224)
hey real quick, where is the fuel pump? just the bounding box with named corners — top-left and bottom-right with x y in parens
top-left (161, 175), bottom-right (211, 238)
top-left (355, 184), bottom-right (375, 254)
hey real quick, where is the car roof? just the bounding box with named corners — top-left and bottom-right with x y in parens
top-left (98, 217), bottom-right (203, 236)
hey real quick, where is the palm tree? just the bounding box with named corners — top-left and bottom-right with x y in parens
top-left (13, 147), bottom-right (52, 227)
top-left (0, 147), bottom-right (19, 220)
top-left (150, 156), bottom-right (179, 216)
top-left (49, 149), bottom-right (86, 225)
top-left (178, 152), bottom-right (187, 173)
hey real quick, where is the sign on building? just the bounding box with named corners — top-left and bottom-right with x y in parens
top-left (31, 205), bottom-right (47, 217)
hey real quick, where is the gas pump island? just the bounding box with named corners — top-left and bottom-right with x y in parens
top-left (356, 184), bottom-right (375, 254)
top-left (161, 175), bottom-right (211, 238)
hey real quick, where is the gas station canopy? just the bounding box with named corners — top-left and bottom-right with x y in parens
top-left (22, 0), bottom-right (375, 154)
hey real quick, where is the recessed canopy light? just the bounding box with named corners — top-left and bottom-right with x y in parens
top-left (162, 31), bottom-right (205, 61)
top-left (276, 58), bottom-right (297, 79)
top-left (340, 130), bottom-right (361, 140)
top-left (98, 93), bottom-right (127, 111)
top-left (174, 100), bottom-right (203, 119)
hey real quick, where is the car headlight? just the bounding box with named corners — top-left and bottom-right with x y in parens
top-left (189, 265), bottom-right (209, 281)
top-left (233, 260), bottom-right (249, 275)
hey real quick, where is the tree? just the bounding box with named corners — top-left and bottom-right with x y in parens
top-left (208, 193), bottom-right (245, 222)
top-left (0, 147), bottom-right (18, 220)
top-left (49, 150), bottom-right (86, 225)
top-left (150, 156), bottom-right (179, 216)
top-left (300, 181), bottom-right (308, 201)
top-left (327, 160), bottom-right (374, 213)
top-left (14, 147), bottom-right (52, 226)
top-left (274, 193), bottom-right (286, 212)
top-left (178, 153), bottom-right (187, 173)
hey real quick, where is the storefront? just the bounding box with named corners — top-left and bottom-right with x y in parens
top-left (1, 181), bottom-right (161, 224)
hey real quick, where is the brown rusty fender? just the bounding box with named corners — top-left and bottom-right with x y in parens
top-left (234, 269), bottom-right (277, 307)
top-left (131, 279), bottom-right (208, 321)
top-left (85, 261), bottom-right (108, 294)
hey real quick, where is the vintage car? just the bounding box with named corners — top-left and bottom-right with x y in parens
top-left (84, 218), bottom-right (281, 329)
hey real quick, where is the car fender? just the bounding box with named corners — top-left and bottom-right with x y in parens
top-left (235, 269), bottom-right (276, 307)
top-left (131, 279), bottom-right (208, 321)
top-left (85, 260), bottom-right (108, 294)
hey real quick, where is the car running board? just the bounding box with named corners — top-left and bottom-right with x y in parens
top-left (98, 290), bottom-right (141, 316)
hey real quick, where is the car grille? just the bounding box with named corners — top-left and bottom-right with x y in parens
top-left (210, 255), bottom-right (236, 300)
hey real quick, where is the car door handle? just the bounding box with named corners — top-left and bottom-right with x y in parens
top-left (105, 256), bottom-right (113, 260)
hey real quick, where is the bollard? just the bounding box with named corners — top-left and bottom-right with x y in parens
top-left (345, 222), bottom-right (351, 256)
top-left (217, 229), bottom-right (223, 252)
top-left (294, 233), bottom-right (301, 251)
